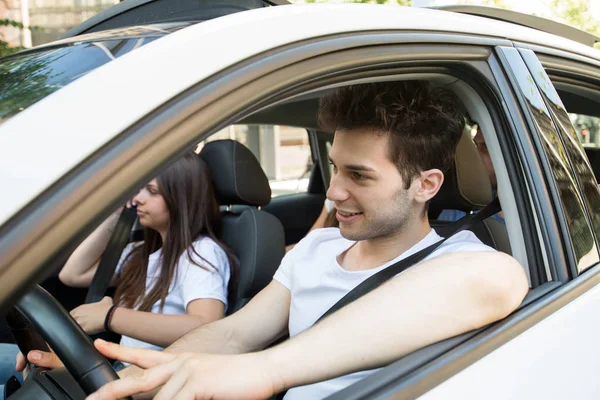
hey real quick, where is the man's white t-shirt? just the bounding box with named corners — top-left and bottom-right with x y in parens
top-left (273, 227), bottom-right (495, 400)
top-left (115, 237), bottom-right (230, 352)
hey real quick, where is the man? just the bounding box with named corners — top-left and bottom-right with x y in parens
top-left (23, 81), bottom-right (528, 400)
top-left (438, 121), bottom-right (504, 222)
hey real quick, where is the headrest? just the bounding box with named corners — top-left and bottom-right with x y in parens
top-left (430, 128), bottom-right (492, 212)
top-left (200, 139), bottom-right (271, 207)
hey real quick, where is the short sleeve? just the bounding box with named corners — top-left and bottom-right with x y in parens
top-left (272, 247), bottom-right (297, 290)
top-left (273, 228), bottom-right (344, 290)
top-left (177, 239), bottom-right (231, 309)
top-left (427, 230), bottom-right (496, 261)
top-left (115, 242), bottom-right (142, 275)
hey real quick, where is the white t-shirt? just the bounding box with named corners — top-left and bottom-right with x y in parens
top-left (273, 227), bottom-right (495, 400)
top-left (115, 237), bottom-right (230, 352)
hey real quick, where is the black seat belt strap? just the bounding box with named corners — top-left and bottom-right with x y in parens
top-left (316, 198), bottom-right (501, 323)
top-left (84, 206), bottom-right (138, 304)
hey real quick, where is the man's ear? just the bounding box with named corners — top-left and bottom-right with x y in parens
top-left (413, 169), bottom-right (444, 204)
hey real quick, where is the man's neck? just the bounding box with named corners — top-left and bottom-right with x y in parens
top-left (340, 220), bottom-right (433, 272)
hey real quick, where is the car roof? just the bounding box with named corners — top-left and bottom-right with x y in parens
top-left (433, 5), bottom-right (600, 48)
top-left (59, 0), bottom-right (284, 39)
top-left (1, 4), bottom-right (599, 225)
top-left (40, 22), bottom-right (195, 49)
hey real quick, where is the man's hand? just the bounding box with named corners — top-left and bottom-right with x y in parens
top-left (86, 339), bottom-right (283, 400)
top-left (15, 348), bottom-right (64, 373)
top-left (70, 296), bottom-right (113, 334)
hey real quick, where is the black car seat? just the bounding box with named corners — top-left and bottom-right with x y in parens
top-left (429, 129), bottom-right (512, 254)
top-left (200, 139), bottom-right (286, 313)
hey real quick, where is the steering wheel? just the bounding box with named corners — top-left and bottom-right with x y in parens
top-left (4, 207), bottom-right (139, 398)
top-left (5, 285), bottom-right (131, 399)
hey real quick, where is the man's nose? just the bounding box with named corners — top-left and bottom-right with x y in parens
top-left (326, 174), bottom-right (349, 203)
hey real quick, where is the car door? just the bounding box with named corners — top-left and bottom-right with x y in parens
top-left (0, 6), bottom-right (596, 399)
top-left (0, 33), bottom-right (553, 400)
top-left (383, 47), bottom-right (600, 400)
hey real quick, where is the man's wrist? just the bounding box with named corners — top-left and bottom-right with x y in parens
top-left (261, 347), bottom-right (293, 394)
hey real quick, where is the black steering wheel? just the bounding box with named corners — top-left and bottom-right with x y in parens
top-left (5, 286), bottom-right (131, 399)
top-left (4, 207), bottom-right (139, 399)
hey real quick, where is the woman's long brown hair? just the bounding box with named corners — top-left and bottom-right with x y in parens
top-left (113, 153), bottom-right (239, 312)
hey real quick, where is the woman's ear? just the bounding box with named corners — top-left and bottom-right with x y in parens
top-left (414, 169), bottom-right (444, 205)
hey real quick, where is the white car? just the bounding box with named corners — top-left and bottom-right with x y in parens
top-left (1, 1), bottom-right (600, 399)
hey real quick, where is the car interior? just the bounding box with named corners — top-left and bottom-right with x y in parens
top-left (0, 75), bottom-right (531, 347)
top-left (8, 71), bottom-right (590, 399)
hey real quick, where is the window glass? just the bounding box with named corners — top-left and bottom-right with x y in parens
top-left (0, 36), bottom-right (164, 124)
top-left (504, 48), bottom-right (598, 272)
top-left (569, 113), bottom-right (600, 148)
top-left (201, 124), bottom-right (313, 197)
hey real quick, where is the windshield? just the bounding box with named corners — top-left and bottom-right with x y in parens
top-left (0, 36), bottom-right (161, 124)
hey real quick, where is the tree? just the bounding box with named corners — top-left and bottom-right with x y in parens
top-left (0, 18), bottom-right (25, 58)
top-left (544, 0), bottom-right (600, 49)
top-left (0, 49), bottom-right (61, 120)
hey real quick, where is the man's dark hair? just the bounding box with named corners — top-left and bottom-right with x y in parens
top-left (318, 81), bottom-right (465, 189)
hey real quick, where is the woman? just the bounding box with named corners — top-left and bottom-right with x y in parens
top-left (2, 153), bottom-right (238, 394)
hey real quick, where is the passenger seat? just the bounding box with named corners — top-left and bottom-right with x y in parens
top-left (200, 140), bottom-right (286, 313)
top-left (429, 129), bottom-right (511, 255)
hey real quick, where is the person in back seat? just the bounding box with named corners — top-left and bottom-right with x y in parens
top-left (438, 121), bottom-right (505, 223)
top-left (30, 82), bottom-right (528, 400)
top-left (12, 153), bottom-right (239, 382)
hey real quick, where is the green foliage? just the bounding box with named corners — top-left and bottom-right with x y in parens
top-left (0, 18), bottom-right (44, 58)
top-left (0, 50), bottom-right (60, 120)
top-left (545, 0), bottom-right (600, 46)
top-left (0, 18), bottom-right (24, 58)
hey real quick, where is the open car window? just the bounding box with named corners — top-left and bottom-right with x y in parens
top-left (198, 124), bottom-right (314, 197)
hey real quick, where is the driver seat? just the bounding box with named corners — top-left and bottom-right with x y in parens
top-left (200, 140), bottom-right (286, 314)
top-left (429, 128), bottom-right (511, 254)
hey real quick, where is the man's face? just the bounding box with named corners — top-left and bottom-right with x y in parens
top-left (326, 129), bottom-right (418, 241)
top-left (473, 128), bottom-right (497, 189)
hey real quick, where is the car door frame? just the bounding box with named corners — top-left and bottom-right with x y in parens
top-left (0, 30), bottom-right (586, 398)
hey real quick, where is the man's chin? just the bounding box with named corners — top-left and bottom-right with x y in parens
top-left (339, 225), bottom-right (368, 241)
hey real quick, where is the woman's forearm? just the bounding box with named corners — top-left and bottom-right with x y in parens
top-left (109, 308), bottom-right (220, 348)
top-left (59, 213), bottom-right (120, 287)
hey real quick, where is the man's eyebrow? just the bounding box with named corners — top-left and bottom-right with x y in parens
top-left (328, 156), bottom-right (376, 172)
top-left (345, 164), bottom-right (376, 172)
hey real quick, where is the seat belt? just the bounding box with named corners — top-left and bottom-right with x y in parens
top-left (316, 197), bottom-right (501, 323)
top-left (84, 206), bottom-right (138, 304)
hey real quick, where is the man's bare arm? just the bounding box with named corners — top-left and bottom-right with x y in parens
top-left (20, 281), bottom-right (290, 377)
top-left (118, 280), bottom-right (291, 378)
top-left (264, 251), bottom-right (528, 391)
top-left (87, 251), bottom-right (528, 400)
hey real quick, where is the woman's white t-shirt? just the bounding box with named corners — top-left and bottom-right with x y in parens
top-left (273, 227), bottom-right (495, 400)
top-left (115, 237), bottom-right (230, 352)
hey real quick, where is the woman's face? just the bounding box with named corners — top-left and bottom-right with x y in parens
top-left (132, 178), bottom-right (170, 233)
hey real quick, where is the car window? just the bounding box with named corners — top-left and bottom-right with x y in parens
top-left (503, 49), bottom-right (598, 273)
top-left (569, 113), bottom-right (600, 148)
top-left (201, 124), bottom-right (313, 197)
top-left (0, 36), bottom-right (160, 124)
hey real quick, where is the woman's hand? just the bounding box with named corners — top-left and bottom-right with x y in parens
top-left (16, 348), bottom-right (64, 374)
top-left (113, 199), bottom-right (136, 217)
top-left (70, 296), bottom-right (114, 335)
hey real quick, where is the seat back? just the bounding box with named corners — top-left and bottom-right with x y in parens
top-left (200, 140), bottom-right (285, 313)
top-left (430, 128), bottom-right (512, 254)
